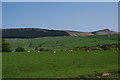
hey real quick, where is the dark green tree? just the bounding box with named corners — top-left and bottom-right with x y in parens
top-left (2, 39), bottom-right (11, 52)
top-left (34, 47), bottom-right (38, 51)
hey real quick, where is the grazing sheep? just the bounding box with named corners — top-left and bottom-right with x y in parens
top-left (27, 51), bottom-right (30, 52)
top-left (53, 51), bottom-right (56, 53)
top-left (70, 50), bottom-right (73, 53)
top-left (38, 51), bottom-right (40, 52)
top-left (52, 51), bottom-right (56, 53)
top-left (86, 50), bottom-right (89, 52)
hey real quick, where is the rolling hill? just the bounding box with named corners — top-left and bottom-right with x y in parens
top-left (5, 34), bottom-right (119, 51)
top-left (92, 29), bottom-right (118, 35)
top-left (1, 28), bottom-right (69, 38)
top-left (1, 28), bottom-right (119, 38)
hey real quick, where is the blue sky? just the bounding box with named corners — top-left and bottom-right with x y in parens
top-left (2, 2), bottom-right (118, 32)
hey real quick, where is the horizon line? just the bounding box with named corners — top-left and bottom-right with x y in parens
top-left (1, 27), bottom-right (118, 32)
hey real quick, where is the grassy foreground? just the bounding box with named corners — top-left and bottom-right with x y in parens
top-left (2, 51), bottom-right (118, 78)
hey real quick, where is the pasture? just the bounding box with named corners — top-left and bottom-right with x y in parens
top-left (2, 51), bottom-right (118, 78)
top-left (2, 34), bottom-right (119, 78)
top-left (5, 34), bottom-right (119, 51)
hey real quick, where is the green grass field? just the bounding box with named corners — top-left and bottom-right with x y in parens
top-left (3, 51), bottom-right (118, 78)
top-left (88, 34), bottom-right (119, 41)
top-left (6, 34), bottom-right (119, 51)
top-left (0, 52), bottom-right (2, 79)
top-left (3, 34), bottom-right (119, 78)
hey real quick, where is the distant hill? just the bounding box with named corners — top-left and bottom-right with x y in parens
top-left (63, 29), bottom-right (118, 36)
top-left (1, 28), bottom-right (70, 38)
top-left (1, 28), bottom-right (119, 38)
top-left (91, 29), bottom-right (118, 35)
top-left (63, 30), bottom-right (94, 36)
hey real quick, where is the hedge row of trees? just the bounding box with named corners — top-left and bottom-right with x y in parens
top-left (69, 44), bottom-right (120, 51)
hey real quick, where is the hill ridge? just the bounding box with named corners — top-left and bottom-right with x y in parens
top-left (1, 28), bottom-right (119, 38)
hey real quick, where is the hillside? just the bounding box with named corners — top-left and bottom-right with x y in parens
top-left (92, 29), bottom-right (118, 35)
top-left (1, 28), bottom-right (70, 38)
top-left (1, 28), bottom-right (119, 38)
top-left (65, 29), bottom-right (119, 36)
top-left (5, 34), bottom-right (119, 51)
top-left (64, 30), bottom-right (94, 36)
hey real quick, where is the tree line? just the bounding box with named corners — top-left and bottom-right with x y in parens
top-left (69, 44), bottom-right (120, 51)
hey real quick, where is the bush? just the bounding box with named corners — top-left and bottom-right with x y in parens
top-left (15, 47), bottom-right (25, 52)
top-left (2, 39), bottom-right (11, 52)
top-left (34, 47), bottom-right (38, 51)
top-left (39, 48), bottom-right (44, 51)
top-left (28, 43), bottom-right (32, 47)
top-left (38, 48), bottom-right (52, 51)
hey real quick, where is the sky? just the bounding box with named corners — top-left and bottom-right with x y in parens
top-left (2, 2), bottom-right (118, 32)
top-left (1, 0), bottom-right (119, 2)
top-left (0, 2), bottom-right (2, 29)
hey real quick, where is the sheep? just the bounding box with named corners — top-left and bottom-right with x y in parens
top-left (27, 51), bottom-right (30, 52)
top-left (86, 50), bottom-right (89, 52)
top-left (70, 50), bottom-right (73, 53)
top-left (53, 51), bottom-right (56, 53)
top-left (52, 51), bottom-right (56, 53)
